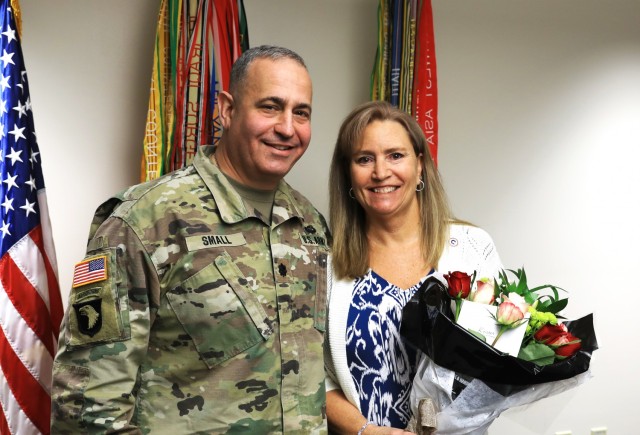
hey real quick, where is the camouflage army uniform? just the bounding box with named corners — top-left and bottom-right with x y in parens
top-left (51, 146), bottom-right (330, 434)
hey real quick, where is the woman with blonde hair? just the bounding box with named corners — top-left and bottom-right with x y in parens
top-left (325, 101), bottom-right (502, 434)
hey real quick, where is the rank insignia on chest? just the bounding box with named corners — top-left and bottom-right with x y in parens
top-left (72, 255), bottom-right (108, 288)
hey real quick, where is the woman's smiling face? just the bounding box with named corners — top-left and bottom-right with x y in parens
top-left (349, 120), bottom-right (422, 222)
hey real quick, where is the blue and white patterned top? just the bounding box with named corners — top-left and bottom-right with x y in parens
top-left (346, 269), bottom-right (432, 428)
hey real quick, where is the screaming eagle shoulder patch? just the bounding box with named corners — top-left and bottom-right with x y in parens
top-left (73, 297), bottom-right (103, 337)
top-left (67, 251), bottom-right (124, 347)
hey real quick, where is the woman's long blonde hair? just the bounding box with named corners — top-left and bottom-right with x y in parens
top-left (329, 101), bottom-right (452, 279)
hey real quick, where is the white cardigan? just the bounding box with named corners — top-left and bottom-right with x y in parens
top-left (324, 224), bottom-right (504, 411)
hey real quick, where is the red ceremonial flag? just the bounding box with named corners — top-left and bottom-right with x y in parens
top-left (0, 1), bottom-right (63, 434)
top-left (412, 0), bottom-right (438, 165)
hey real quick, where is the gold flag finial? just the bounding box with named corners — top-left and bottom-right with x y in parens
top-left (10, 0), bottom-right (22, 38)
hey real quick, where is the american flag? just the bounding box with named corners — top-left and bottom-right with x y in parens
top-left (0, 2), bottom-right (63, 434)
top-left (72, 256), bottom-right (107, 288)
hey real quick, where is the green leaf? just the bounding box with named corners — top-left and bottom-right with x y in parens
top-left (544, 298), bottom-right (568, 314)
top-left (535, 299), bottom-right (550, 311)
top-left (467, 329), bottom-right (487, 342)
top-left (498, 269), bottom-right (510, 290)
top-left (524, 292), bottom-right (537, 305)
top-left (529, 284), bottom-right (565, 304)
top-left (535, 294), bottom-right (558, 312)
top-left (516, 267), bottom-right (528, 294)
top-left (536, 294), bottom-right (557, 305)
top-left (517, 342), bottom-right (556, 366)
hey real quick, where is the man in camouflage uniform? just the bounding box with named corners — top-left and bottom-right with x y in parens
top-left (51, 45), bottom-right (330, 434)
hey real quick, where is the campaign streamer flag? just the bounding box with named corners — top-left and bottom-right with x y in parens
top-left (388, 0), bottom-right (404, 107)
top-left (0, 1), bottom-right (63, 434)
top-left (141, 0), bottom-right (249, 181)
top-left (371, 0), bottom-right (438, 165)
top-left (412, 0), bottom-right (438, 165)
top-left (371, 0), bottom-right (389, 102)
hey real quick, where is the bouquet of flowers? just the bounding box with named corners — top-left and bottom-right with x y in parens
top-left (401, 269), bottom-right (598, 435)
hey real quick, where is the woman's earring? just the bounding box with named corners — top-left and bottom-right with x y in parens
top-left (416, 180), bottom-right (425, 192)
top-left (349, 188), bottom-right (356, 199)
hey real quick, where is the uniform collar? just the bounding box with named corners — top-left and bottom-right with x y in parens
top-left (193, 145), bottom-right (305, 227)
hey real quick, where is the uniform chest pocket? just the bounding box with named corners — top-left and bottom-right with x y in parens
top-left (166, 253), bottom-right (273, 369)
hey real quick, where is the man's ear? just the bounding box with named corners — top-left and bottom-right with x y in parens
top-left (218, 91), bottom-right (234, 129)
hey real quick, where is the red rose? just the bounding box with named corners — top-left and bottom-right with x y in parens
top-left (548, 332), bottom-right (582, 358)
top-left (444, 271), bottom-right (472, 299)
top-left (534, 323), bottom-right (582, 359)
top-left (533, 324), bottom-right (567, 343)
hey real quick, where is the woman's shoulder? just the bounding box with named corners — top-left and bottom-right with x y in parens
top-left (440, 222), bottom-right (503, 276)
top-left (447, 222), bottom-right (496, 247)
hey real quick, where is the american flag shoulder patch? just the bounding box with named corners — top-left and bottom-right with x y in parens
top-left (72, 255), bottom-right (108, 288)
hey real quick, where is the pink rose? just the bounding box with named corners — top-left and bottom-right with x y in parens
top-left (469, 278), bottom-right (495, 304)
top-left (503, 293), bottom-right (528, 313)
top-left (496, 300), bottom-right (525, 327)
top-left (491, 299), bottom-right (527, 347)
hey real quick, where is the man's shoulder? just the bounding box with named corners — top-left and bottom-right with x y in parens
top-left (89, 166), bottom-right (205, 230)
top-left (122, 166), bottom-right (199, 200)
top-left (110, 166), bottom-right (203, 214)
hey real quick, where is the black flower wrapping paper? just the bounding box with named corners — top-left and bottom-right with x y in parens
top-left (400, 275), bottom-right (598, 434)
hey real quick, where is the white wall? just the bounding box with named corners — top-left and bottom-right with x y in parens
top-left (433, 2), bottom-right (640, 434)
top-left (20, 0), bottom-right (157, 302)
top-left (20, 0), bottom-right (640, 434)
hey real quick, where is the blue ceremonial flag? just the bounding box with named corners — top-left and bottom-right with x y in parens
top-left (389, 0), bottom-right (404, 106)
top-left (0, 1), bottom-right (63, 434)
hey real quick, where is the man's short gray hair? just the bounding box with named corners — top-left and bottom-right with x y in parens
top-left (228, 45), bottom-right (307, 96)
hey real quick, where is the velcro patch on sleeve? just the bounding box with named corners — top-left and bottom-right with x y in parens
top-left (67, 251), bottom-right (123, 347)
top-left (72, 255), bottom-right (107, 288)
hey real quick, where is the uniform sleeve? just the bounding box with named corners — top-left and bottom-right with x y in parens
top-left (51, 215), bottom-right (158, 434)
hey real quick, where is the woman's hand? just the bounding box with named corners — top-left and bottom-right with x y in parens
top-left (327, 389), bottom-right (416, 435)
top-left (363, 424), bottom-right (415, 435)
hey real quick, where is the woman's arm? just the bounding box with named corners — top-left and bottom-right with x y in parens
top-left (327, 389), bottom-right (367, 434)
top-left (327, 389), bottom-right (415, 435)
